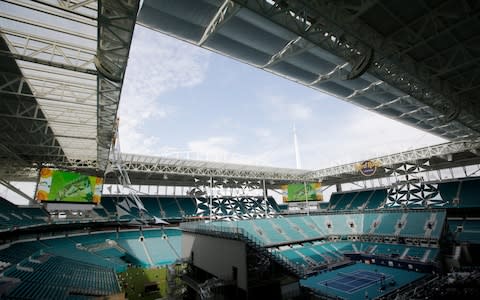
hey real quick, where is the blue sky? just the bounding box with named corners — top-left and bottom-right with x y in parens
top-left (118, 25), bottom-right (445, 170)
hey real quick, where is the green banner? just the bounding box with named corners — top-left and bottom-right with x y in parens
top-left (36, 168), bottom-right (103, 203)
top-left (284, 183), bottom-right (323, 202)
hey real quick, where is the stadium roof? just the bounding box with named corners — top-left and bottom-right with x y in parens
top-left (1, 0), bottom-right (480, 189)
top-left (0, 0), bottom-right (139, 174)
top-left (138, 0), bottom-right (480, 141)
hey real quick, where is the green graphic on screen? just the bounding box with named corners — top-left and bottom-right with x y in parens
top-left (285, 183), bottom-right (322, 202)
top-left (36, 168), bottom-right (103, 203)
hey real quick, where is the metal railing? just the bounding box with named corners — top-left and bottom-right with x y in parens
top-left (180, 221), bottom-right (305, 277)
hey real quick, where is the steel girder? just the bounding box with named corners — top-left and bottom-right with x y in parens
top-left (0, 0), bottom-right (139, 172)
top-left (116, 153), bottom-right (310, 182)
top-left (289, 0), bottom-right (480, 134)
top-left (3, 140), bottom-right (480, 187)
top-left (0, 0), bottom-right (98, 164)
top-left (96, 0), bottom-right (140, 171)
top-left (306, 140), bottom-right (480, 181)
top-left (228, 0), bottom-right (478, 138)
top-left (101, 140), bottom-right (480, 187)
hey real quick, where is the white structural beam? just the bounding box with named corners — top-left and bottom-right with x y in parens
top-left (307, 140), bottom-right (480, 180)
top-left (104, 141), bottom-right (480, 184)
top-left (198, 0), bottom-right (240, 46)
top-left (3, 141), bottom-right (480, 185)
top-left (117, 153), bottom-right (310, 182)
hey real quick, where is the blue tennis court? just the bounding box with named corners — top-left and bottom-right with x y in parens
top-left (319, 270), bottom-right (392, 294)
top-left (301, 262), bottom-right (426, 300)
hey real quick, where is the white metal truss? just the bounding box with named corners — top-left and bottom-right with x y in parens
top-left (107, 140), bottom-right (480, 185)
top-left (307, 140), bottom-right (480, 180)
top-left (0, 0), bottom-right (139, 172)
top-left (116, 153), bottom-right (310, 182)
top-left (3, 140), bottom-right (480, 189)
top-left (198, 0), bottom-right (240, 46)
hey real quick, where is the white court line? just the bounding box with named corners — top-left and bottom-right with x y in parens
top-left (317, 271), bottom-right (393, 294)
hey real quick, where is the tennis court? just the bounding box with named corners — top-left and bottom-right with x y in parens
top-left (300, 262), bottom-right (426, 300)
top-left (318, 270), bottom-right (392, 294)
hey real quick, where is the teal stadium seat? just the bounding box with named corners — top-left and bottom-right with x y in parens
top-left (457, 220), bottom-right (480, 243)
top-left (328, 193), bottom-right (342, 210)
top-left (348, 190), bottom-right (373, 210)
top-left (364, 189), bottom-right (387, 209)
top-left (99, 196), bottom-right (118, 215)
top-left (159, 197), bottom-right (183, 219)
top-left (287, 216), bottom-right (325, 238)
top-left (141, 197), bottom-right (164, 218)
top-left (3, 255), bottom-right (120, 299)
top-left (438, 181), bottom-right (460, 207)
top-left (458, 179), bottom-right (480, 208)
top-left (332, 192), bottom-right (356, 211)
top-left (178, 197), bottom-right (197, 216)
top-left (374, 212), bottom-right (402, 235)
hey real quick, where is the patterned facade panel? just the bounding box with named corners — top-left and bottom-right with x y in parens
top-left (192, 178), bottom-right (276, 220)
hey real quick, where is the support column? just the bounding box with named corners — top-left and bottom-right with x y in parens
top-left (209, 177), bottom-right (213, 222)
top-left (304, 182), bottom-right (309, 216)
top-left (263, 179), bottom-right (268, 218)
top-left (336, 183), bottom-right (342, 193)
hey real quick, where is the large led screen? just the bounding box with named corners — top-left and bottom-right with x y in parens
top-left (282, 183), bottom-right (323, 202)
top-left (36, 168), bottom-right (103, 203)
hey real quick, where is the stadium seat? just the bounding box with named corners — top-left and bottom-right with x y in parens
top-left (457, 179), bottom-right (480, 208)
top-left (364, 189), bottom-right (388, 209)
top-left (3, 255), bottom-right (120, 299)
top-left (438, 181), bottom-right (461, 207)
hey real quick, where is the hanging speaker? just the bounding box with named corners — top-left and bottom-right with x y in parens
top-left (346, 48), bottom-right (374, 80)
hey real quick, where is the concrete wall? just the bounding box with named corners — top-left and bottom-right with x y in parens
top-left (182, 232), bottom-right (248, 291)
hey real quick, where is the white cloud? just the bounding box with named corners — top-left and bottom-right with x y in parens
top-left (254, 128), bottom-right (272, 138)
top-left (186, 136), bottom-right (270, 165)
top-left (118, 26), bottom-right (210, 154)
top-left (187, 136), bottom-right (236, 158)
top-left (280, 110), bottom-right (447, 169)
top-left (222, 107), bottom-right (447, 171)
top-left (262, 95), bottom-right (312, 121)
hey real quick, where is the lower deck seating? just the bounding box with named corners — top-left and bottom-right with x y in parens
top-left (0, 241), bottom-right (44, 266)
top-left (3, 255), bottom-right (120, 299)
top-left (278, 241), bottom-right (438, 269)
top-left (0, 229), bottom-right (182, 274)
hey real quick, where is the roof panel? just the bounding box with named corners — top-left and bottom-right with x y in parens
top-left (137, 0), bottom-right (480, 140)
top-left (218, 16), bottom-right (290, 56)
top-left (204, 33), bottom-right (272, 66)
top-left (0, 0), bottom-right (138, 171)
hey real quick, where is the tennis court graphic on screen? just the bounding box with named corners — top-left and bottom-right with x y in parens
top-left (36, 168), bottom-right (103, 203)
top-left (282, 183), bottom-right (323, 202)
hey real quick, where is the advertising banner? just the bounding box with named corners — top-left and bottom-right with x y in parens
top-left (36, 168), bottom-right (103, 203)
top-left (284, 183), bottom-right (323, 202)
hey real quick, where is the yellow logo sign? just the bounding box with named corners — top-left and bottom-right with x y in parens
top-left (355, 160), bottom-right (382, 176)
